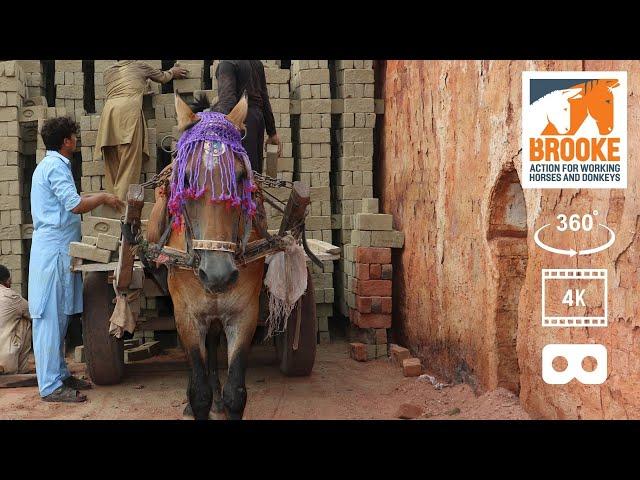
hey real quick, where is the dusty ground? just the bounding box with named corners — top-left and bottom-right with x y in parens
top-left (0, 342), bottom-right (530, 420)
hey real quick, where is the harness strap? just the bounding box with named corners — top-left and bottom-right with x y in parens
top-left (192, 240), bottom-right (237, 253)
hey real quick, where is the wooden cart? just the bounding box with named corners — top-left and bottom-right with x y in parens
top-left (73, 182), bottom-right (339, 385)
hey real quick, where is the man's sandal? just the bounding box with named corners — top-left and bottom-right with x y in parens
top-left (42, 386), bottom-right (87, 403)
top-left (63, 375), bottom-right (93, 390)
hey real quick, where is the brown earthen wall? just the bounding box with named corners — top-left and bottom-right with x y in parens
top-left (379, 60), bottom-right (640, 419)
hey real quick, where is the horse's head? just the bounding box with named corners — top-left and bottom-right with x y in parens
top-left (579, 79), bottom-right (619, 135)
top-left (170, 92), bottom-right (256, 294)
top-left (547, 87), bottom-right (582, 134)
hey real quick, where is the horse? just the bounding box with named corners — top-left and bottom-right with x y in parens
top-left (566, 79), bottom-right (619, 136)
top-left (531, 87), bottom-right (582, 135)
top-left (149, 93), bottom-right (266, 420)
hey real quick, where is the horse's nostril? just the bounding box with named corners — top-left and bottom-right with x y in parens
top-left (229, 269), bottom-right (239, 285)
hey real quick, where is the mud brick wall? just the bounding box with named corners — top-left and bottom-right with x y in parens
top-left (173, 60), bottom-right (204, 94)
top-left (0, 61), bottom-right (27, 296)
top-left (54, 60), bottom-right (85, 121)
top-left (379, 60), bottom-right (640, 419)
top-left (17, 61), bottom-right (44, 99)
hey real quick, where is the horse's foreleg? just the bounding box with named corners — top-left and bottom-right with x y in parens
top-left (176, 317), bottom-right (212, 421)
top-left (206, 322), bottom-right (225, 418)
top-left (222, 313), bottom-right (257, 420)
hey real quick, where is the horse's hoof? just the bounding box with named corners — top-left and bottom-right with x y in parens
top-left (182, 403), bottom-right (194, 420)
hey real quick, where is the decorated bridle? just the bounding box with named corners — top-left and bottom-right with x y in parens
top-left (165, 111), bottom-right (258, 262)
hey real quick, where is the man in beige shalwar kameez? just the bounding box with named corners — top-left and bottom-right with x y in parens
top-left (95, 61), bottom-right (187, 200)
top-left (0, 265), bottom-right (32, 375)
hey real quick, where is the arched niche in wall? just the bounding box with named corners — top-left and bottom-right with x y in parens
top-left (486, 164), bottom-right (528, 395)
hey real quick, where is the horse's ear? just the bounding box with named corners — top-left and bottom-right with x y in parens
top-left (607, 79), bottom-right (620, 89)
top-left (226, 93), bottom-right (248, 131)
top-left (175, 90), bottom-right (200, 132)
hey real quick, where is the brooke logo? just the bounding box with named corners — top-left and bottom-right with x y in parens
top-left (522, 71), bottom-right (627, 189)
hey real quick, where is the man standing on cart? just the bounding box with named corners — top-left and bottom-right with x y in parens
top-left (96, 61), bottom-right (188, 201)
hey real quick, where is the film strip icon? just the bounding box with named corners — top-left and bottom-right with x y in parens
top-left (541, 269), bottom-right (608, 327)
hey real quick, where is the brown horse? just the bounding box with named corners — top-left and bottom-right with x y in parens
top-left (567, 79), bottom-right (619, 135)
top-left (151, 94), bottom-right (265, 420)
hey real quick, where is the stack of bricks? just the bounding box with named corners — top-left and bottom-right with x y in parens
top-left (290, 60), bottom-right (334, 344)
top-left (17, 61), bottom-right (44, 98)
top-left (345, 199), bottom-right (404, 360)
top-left (153, 93), bottom-right (177, 151)
top-left (54, 60), bottom-right (85, 121)
top-left (331, 60), bottom-right (377, 317)
top-left (174, 60), bottom-right (204, 94)
top-left (262, 62), bottom-right (293, 231)
top-left (0, 61), bottom-right (27, 296)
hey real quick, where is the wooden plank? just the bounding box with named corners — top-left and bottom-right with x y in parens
top-left (278, 181), bottom-right (310, 236)
top-left (306, 238), bottom-right (341, 255)
top-left (0, 374), bottom-right (38, 388)
top-left (116, 184), bottom-right (145, 290)
top-left (72, 261), bottom-right (144, 273)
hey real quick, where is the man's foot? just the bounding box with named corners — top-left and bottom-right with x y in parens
top-left (42, 386), bottom-right (87, 403)
top-left (63, 376), bottom-right (93, 390)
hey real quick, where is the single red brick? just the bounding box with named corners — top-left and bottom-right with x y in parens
top-left (350, 342), bottom-right (367, 362)
top-left (402, 358), bottom-right (422, 377)
top-left (371, 297), bottom-right (382, 313)
top-left (369, 264), bottom-right (382, 279)
top-left (356, 247), bottom-right (391, 264)
top-left (390, 344), bottom-right (411, 366)
top-left (381, 297), bottom-right (392, 313)
top-left (357, 280), bottom-right (392, 297)
top-left (356, 295), bottom-right (372, 313)
top-left (352, 310), bottom-right (392, 329)
top-left (355, 263), bottom-right (370, 280)
top-left (381, 264), bottom-right (393, 280)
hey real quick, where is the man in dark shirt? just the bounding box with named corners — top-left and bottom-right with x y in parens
top-left (212, 60), bottom-right (280, 173)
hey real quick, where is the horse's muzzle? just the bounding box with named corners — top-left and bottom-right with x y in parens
top-left (198, 251), bottom-right (239, 293)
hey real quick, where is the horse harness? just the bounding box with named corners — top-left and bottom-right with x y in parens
top-left (135, 166), bottom-right (321, 273)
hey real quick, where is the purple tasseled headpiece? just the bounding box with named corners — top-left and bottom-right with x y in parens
top-left (168, 111), bottom-right (257, 231)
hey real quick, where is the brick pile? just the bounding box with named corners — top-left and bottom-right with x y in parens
top-left (54, 60), bottom-right (85, 121)
top-left (0, 61), bottom-right (27, 296)
top-left (17, 61), bottom-right (44, 99)
top-left (331, 60), bottom-right (376, 317)
top-left (173, 60), bottom-right (204, 94)
top-left (290, 60), bottom-right (335, 343)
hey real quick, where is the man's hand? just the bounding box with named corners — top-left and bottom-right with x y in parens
top-left (102, 193), bottom-right (125, 212)
top-left (266, 133), bottom-right (282, 157)
top-left (170, 65), bottom-right (188, 80)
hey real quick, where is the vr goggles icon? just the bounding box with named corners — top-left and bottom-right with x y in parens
top-left (542, 344), bottom-right (607, 385)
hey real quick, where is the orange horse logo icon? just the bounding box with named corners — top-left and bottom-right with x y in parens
top-left (566, 79), bottom-right (619, 135)
top-left (530, 78), bottom-right (620, 136)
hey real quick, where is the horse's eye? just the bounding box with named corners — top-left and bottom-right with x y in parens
top-left (605, 99), bottom-right (611, 104)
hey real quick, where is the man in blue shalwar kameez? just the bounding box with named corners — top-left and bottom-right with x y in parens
top-left (30, 117), bottom-right (124, 403)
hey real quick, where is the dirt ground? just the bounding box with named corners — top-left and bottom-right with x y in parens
top-left (0, 341), bottom-right (530, 420)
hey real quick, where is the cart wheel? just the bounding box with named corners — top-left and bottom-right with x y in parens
top-left (82, 271), bottom-right (124, 385)
top-left (275, 269), bottom-right (317, 376)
